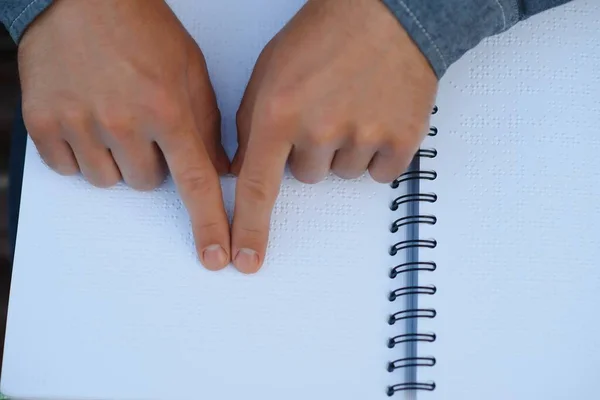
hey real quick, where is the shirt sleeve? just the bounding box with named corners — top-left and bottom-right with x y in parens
top-left (381, 0), bottom-right (572, 79)
top-left (1, 0), bottom-right (54, 44)
top-left (1, 0), bottom-right (572, 69)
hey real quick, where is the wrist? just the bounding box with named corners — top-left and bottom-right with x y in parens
top-left (380, 0), bottom-right (520, 78)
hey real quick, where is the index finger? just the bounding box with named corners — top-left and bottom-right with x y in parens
top-left (159, 131), bottom-right (231, 271)
top-left (232, 133), bottom-right (291, 274)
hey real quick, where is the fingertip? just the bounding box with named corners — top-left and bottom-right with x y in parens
top-left (201, 244), bottom-right (230, 271)
top-left (232, 248), bottom-right (262, 274)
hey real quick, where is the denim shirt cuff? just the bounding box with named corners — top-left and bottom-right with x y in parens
top-left (381, 0), bottom-right (520, 79)
top-left (2, 0), bottom-right (54, 44)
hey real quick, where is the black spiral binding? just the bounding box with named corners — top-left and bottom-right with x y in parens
top-left (386, 106), bottom-right (438, 396)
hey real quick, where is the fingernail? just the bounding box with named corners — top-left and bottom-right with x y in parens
top-left (202, 244), bottom-right (228, 270)
top-left (234, 248), bottom-right (259, 273)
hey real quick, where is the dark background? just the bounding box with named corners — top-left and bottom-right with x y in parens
top-left (0, 26), bottom-right (20, 362)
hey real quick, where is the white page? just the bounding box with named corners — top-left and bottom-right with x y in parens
top-left (0, 1), bottom-right (414, 399)
top-left (416, 1), bottom-right (600, 398)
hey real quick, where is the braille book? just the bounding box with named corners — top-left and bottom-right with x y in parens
top-left (2, 1), bottom-right (599, 399)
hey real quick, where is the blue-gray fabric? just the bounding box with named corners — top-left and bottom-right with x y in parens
top-left (0, 0), bottom-right (573, 76)
top-left (381, 0), bottom-right (572, 77)
top-left (1, 0), bottom-right (54, 42)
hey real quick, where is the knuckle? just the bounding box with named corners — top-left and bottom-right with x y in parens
top-left (257, 88), bottom-right (298, 129)
top-left (151, 93), bottom-right (185, 126)
top-left (177, 166), bottom-right (215, 195)
top-left (354, 125), bottom-right (385, 148)
top-left (389, 133), bottom-right (417, 154)
top-left (155, 104), bottom-right (185, 131)
top-left (306, 115), bottom-right (342, 147)
top-left (139, 89), bottom-right (184, 129)
top-left (238, 175), bottom-right (274, 204)
top-left (96, 107), bottom-right (133, 138)
top-left (305, 128), bottom-right (336, 147)
top-left (151, 104), bottom-right (176, 127)
top-left (59, 108), bottom-right (90, 131)
top-left (23, 109), bottom-right (60, 135)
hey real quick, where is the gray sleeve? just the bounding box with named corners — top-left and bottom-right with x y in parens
top-left (381, 0), bottom-right (572, 79)
top-left (1, 0), bottom-right (54, 44)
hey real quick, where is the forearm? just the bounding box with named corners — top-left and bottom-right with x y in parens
top-left (381, 0), bottom-right (573, 78)
top-left (1, 0), bottom-right (54, 43)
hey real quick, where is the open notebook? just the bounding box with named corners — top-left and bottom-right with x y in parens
top-left (2, 0), bottom-right (600, 399)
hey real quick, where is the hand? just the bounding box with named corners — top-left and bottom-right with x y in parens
top-left (231, 0), bottom-right (437, 273)
top-left (19, 0), bottom-right (231, 270)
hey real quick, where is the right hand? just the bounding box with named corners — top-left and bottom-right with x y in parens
top-left (19, 0), bottom-right (232, 271)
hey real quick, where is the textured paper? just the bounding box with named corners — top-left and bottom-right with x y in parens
top-left (0, 0), bottom-right (413, 399)
top-left (417, 1), bottom-right (600, 398)
top-left (4, 0), bottom-right (598, 399)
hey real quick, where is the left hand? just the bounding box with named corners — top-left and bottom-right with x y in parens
top-left (231, 0), bottom-right (438, 273)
